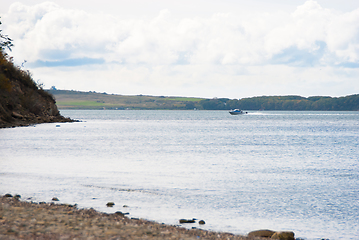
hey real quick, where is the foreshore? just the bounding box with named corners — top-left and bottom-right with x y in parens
top-left (0, 115), bottom-right (77, 129)
top-left (0, 195), bottom-right (262, 240)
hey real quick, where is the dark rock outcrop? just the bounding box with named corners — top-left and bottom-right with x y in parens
top-left (248, 229), bottom-right (276, 238)
top-left (179, 219), bottom-right (196, 224)
top-left (0, 50), bottom-right (75, 128)
top-left (248, 229), bottom-right (295, 240)
top-left (271, 231), bottom-right (295, 240)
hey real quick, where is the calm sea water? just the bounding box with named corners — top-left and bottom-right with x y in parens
top-left (1, 110), bottom-right (358, 240)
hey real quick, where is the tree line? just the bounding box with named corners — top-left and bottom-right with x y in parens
top-left (194, 95), bottom-right (359, 111)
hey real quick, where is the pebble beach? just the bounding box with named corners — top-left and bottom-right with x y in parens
top-left (0, 195), bottom-right (258, 240)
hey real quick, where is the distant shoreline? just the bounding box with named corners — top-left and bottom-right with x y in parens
top-left (48, 89), bottom-right (359, 111)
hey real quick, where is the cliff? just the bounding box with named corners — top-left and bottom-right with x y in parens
top-left (0, 50), bottom-right (74, 128)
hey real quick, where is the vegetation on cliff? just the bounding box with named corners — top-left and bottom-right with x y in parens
top-left (0, 21), bottom-right (73, 128)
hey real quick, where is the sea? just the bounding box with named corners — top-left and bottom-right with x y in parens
top-left (1, 110), bottom-right (358, 240)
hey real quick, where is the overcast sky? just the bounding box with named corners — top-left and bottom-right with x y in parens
top-left (1, 0), bottom-right (359, 98)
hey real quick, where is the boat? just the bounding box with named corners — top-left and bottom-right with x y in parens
top-left (229, 109), bottom-right (246, 115)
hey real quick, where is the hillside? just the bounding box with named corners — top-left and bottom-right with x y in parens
top-left (47, 89), bottom-right (204, 110)
top-left (49, 89), bottom-right (359, 111)
top-left (0, 50), bottom-right (74, 128)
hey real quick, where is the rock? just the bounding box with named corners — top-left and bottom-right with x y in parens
top-left (115, 211), bottom-right (125, 216)
top-left (64, 204), bottom-right (76, 208)
top-left (271, 231), bottom-right (295, 240)
top-left (106, 202), bottom-right (115, 207)
top-left (4, 193), bottom-right (13, 198)
top-left (114, 211), bottom-right (129, 217)
top-left (11, 112), bottom-right (24, 119)
top-left (179, 219), bottom-right (196, 224)
top-left (199, 220), bottom-right (206, 225)
top-left (248, 229), bottom-right (275, 238)
top-left (13, 195), bottom-right (21, 200)
top-left (52, 197), bottom-right (59, 201)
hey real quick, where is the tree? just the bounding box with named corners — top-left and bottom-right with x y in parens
top-left (0, 18), bottom-right (13, 51)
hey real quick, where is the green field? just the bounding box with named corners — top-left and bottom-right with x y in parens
top-left (48, 90), bottom-right (205, 110)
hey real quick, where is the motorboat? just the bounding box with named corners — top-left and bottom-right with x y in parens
top-left (229, 109), bottom-right (246, 115)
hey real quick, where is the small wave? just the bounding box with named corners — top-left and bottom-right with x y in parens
top-left (82, 184), bottom-right (161, 195)
top-left (331, 174), bottom-right (359, 179)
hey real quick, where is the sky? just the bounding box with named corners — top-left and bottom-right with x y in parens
top-left (1, 0), bottom-right (359, 99)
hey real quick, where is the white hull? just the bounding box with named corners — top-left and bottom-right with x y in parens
top-left (229, 109), bottom-right (246, 115)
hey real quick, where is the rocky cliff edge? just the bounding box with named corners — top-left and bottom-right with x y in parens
top-left (0, 51), bottom-right (75, 128)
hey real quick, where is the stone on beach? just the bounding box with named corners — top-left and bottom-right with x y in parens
top-left (247, 229), bottom-right (295, 240)
top-left (106, 202), bottom-right (115, 207)
top-left (248, 229), bottom-right (276, 238)
top-left (271, 231), bottom-right (295, 240)
top-left (115, 211), bottom-right (129, 217)
top-left (14, 195), bottom-right (21, 200)
top-left (179, 219), bottom-right (196, 224)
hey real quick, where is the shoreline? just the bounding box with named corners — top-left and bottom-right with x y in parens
top-left (0, 115), bottom-right (77, 129)
top-left (0, 195), bottom-right (261, 240)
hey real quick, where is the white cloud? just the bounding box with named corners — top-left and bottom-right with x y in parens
top-left (1, 1), bottom-right (359, 98)
top-left (326, 9), bottom-right (359, 63)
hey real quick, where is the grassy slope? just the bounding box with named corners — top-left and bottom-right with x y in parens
top-left (48, 90), bottom-right (205, 110)
top-left (0, 50), bottom-right (73, 128)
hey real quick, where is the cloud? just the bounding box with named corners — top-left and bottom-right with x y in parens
top-left (4, 2), bottom-right (117, 62)
top-left (3, 0), bottom-right (359, 68)
top-left (271, 41), bottom-right (328, 67)
top-left (1, 1), bottom-right (359, 98)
